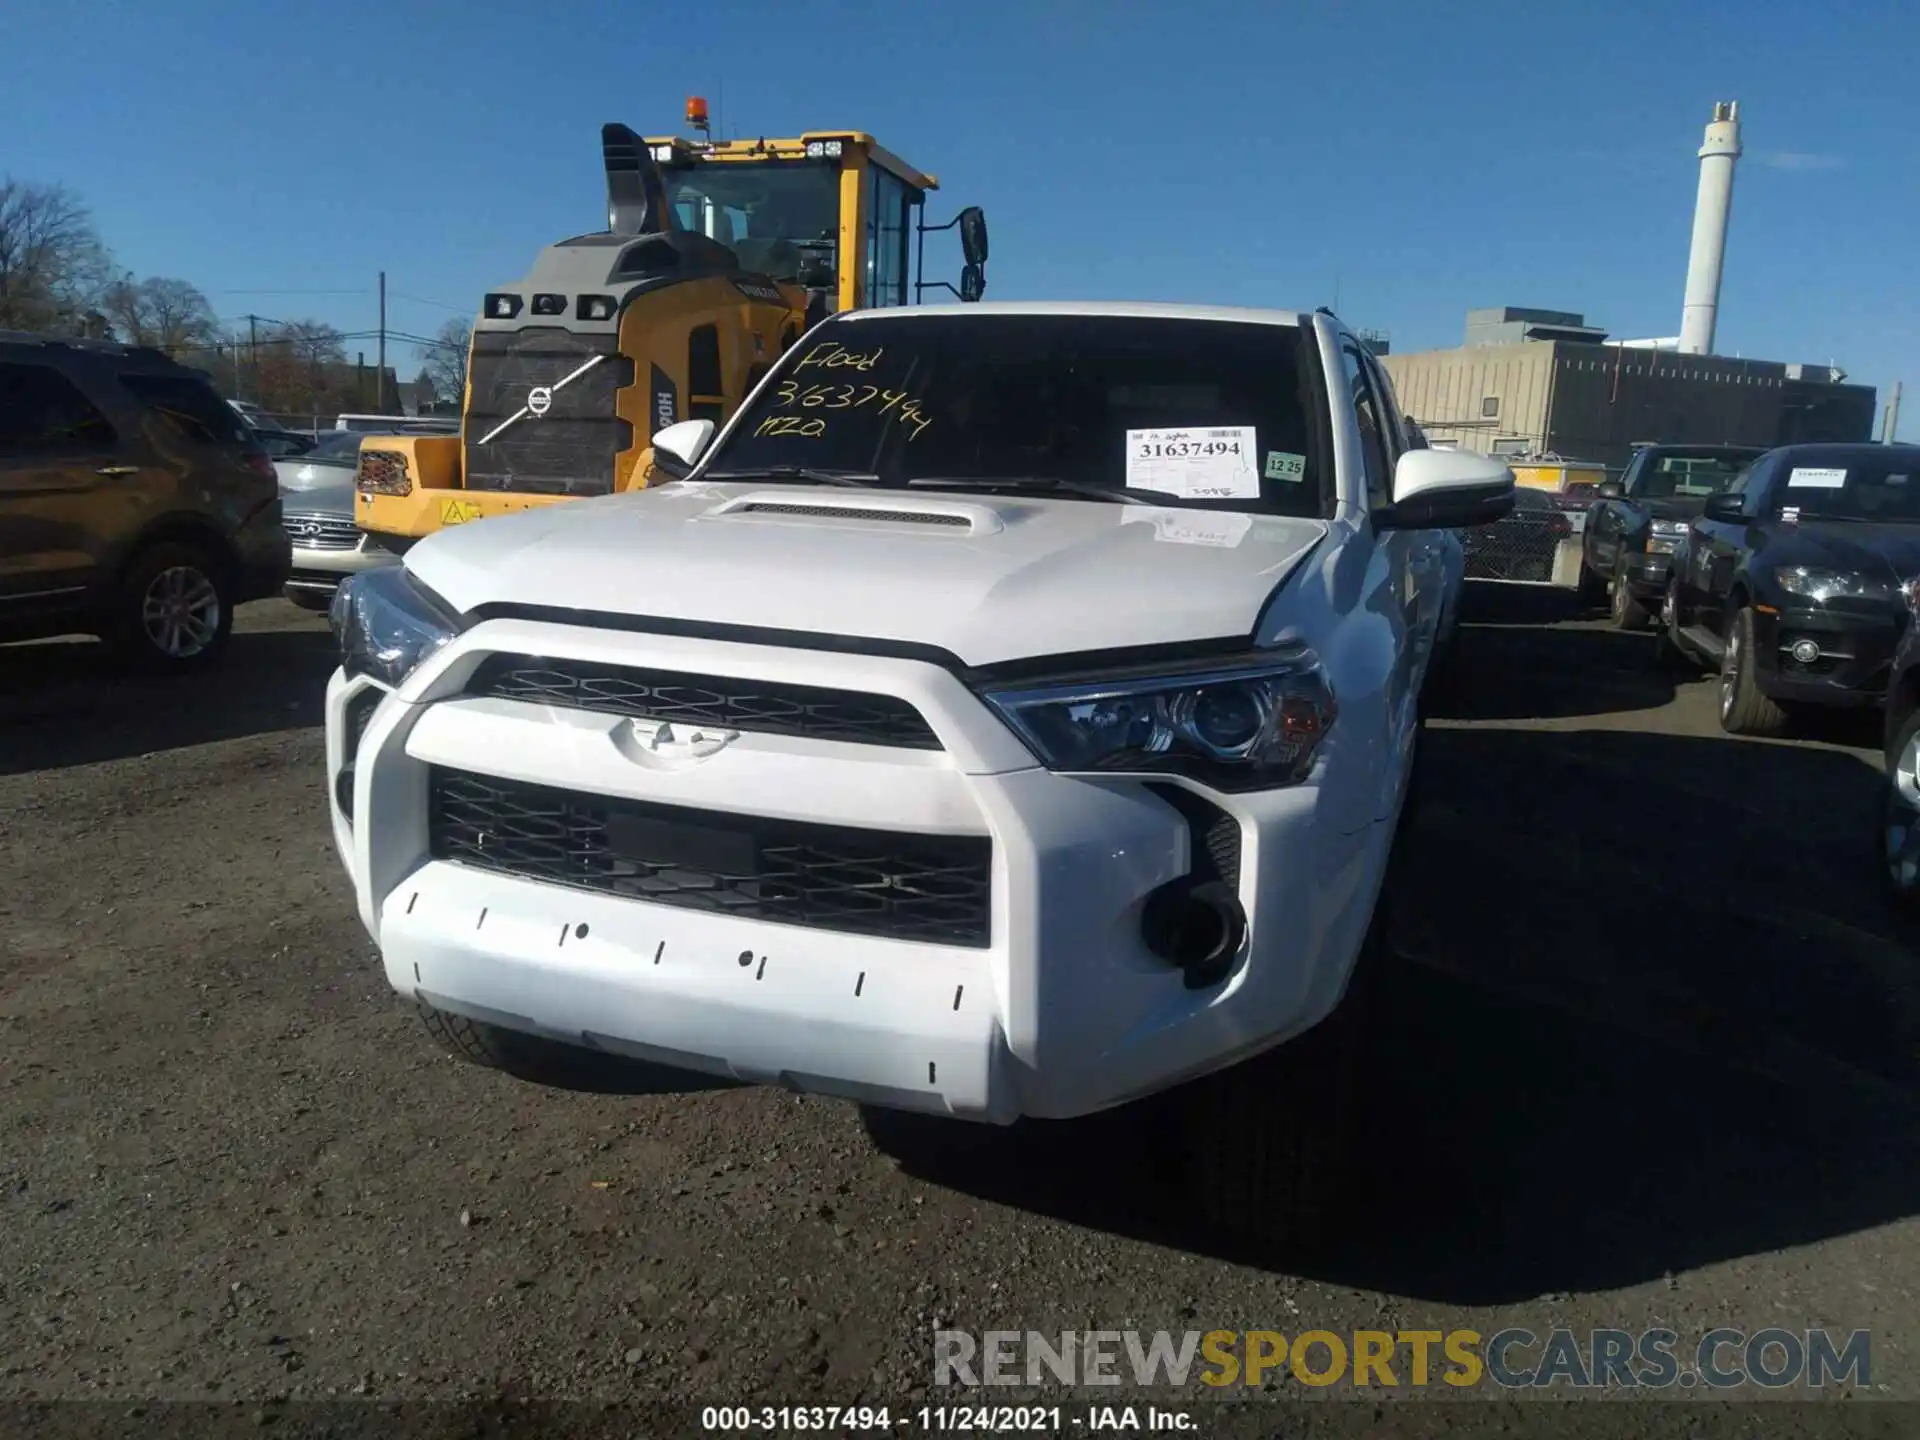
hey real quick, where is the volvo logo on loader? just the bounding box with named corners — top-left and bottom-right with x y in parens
top-left (527, 386), bottom-right (553, 417)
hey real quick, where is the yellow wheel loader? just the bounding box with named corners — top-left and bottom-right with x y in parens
top-left (355, 103), bottom-right (989, 546)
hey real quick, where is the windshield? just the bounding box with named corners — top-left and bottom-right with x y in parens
top-left (664, 160), bottom-right (840, 287)
top-left (1629, 449), bottom-right (1759, 498)
top-left (305, 431), bottom-right (371, 465)
top-left (701, 313), bottom-right (1328, 517)
top-left (1775, 454), bottom-right (1920, 522)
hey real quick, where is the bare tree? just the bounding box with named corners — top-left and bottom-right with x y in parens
top-left (0, 178), bottom-right (114, 332)
top-left (421, 317), bottom-right (472, 409)
top-left (103, 276), bottom-right (222, 358)
top-left (253, 320), bottom-right (350, 420)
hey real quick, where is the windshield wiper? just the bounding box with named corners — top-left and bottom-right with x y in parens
top-left (699, 465), bottom-right (880, 488)
top-left (906, 475), bottom-right (1176, 506)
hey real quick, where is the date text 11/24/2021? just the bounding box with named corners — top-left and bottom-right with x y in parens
top-left (699, 1405), bottom-right (1199, 1432)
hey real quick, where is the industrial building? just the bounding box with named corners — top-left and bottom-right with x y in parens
top-left (1379, 102), bottom-right (1879, 475)
top-left (1382, 311), bottom-right (1877, 473)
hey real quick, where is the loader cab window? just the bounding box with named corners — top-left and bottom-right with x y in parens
top-left (664, 161), bottom-right (840, 290)
top-left (865, 167), bottom-right (914, 308)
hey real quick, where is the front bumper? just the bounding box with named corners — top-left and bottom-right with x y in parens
top-left (286, 536), bottom-right (400, 600)
top-left (1754, 605), bottom-right (1904, 705)
top-left (1619, 546), bottom-right (1675, 597)
top-left (324, 619), bottom-right (1388, 1123)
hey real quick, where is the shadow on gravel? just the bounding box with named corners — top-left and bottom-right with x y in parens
top-left (0, 609), bottom-right (333, 775)
top-left (865, 631), bottom-right (1920, 1302)
top-left (1427, 581), bottom-right (1683, 723)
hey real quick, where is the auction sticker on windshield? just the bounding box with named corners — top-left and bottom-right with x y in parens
top-left (1126, 427), bottom-right (1261, 500)
top-left (1787, 467), bottom-right (1848, 488)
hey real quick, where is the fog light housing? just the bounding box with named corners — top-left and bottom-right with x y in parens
top-left (1140, 878), bottom-right (1248, 989)
top-left (1790, 638), bottom-right (1822, 665)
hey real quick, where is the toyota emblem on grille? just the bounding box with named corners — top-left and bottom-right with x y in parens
top-left (527, 385), bottom-right (553, 417)
top-left (627, 718), bottom-right (739, 760)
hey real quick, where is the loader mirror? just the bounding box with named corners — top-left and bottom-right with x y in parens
top-left (958, 207), bottom-right (989, 267)
top-left (959, 264), bottom-right (985, 304)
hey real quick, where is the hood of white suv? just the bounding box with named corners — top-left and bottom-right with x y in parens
top-left (405, 482), bottom-right (1328, 665)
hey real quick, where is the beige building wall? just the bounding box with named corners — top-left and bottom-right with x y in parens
top-left (1379, 344), bottom-right (1555, 456)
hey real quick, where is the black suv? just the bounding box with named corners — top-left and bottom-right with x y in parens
top-left (0, 332), bottom-right (291, 670)
top-left (1663, 442), bottom-right (1920, 735)
top-left (1581, 443), bottom-right (1762, 629)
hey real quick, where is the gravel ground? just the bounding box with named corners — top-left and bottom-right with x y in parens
top-left (1, 585), bottom-right (1916, 1431)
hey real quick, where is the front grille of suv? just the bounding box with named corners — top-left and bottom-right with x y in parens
top-left (283, 512), bottom-right (362, 551)
top-left (428, 768), bottom-right (993, 947)
top-left (465, 654), bottom-right (943, 750)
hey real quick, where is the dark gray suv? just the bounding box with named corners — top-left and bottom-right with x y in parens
top-left (0, 331), bottom-right (291, 671)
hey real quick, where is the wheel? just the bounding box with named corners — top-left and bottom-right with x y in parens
top-left (418, 1003), bottom-right (622, 1087)
top-left (1610, 566), bottom-right (1651, 631)
top-left (105, 541), bottom-right (234, 673)
top-left (1171, 886), bottom-right (1387, 1256)
top-left (1652, 580), bottom-right (1683, 669)
top-left (286, 588), bottom-right (335, 613)
top-left (1883, 709), bottom-right (1920, 918)
top-left (1718, 605), bottom-right (1790, 737)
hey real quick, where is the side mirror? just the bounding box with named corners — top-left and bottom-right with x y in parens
top-left (959, 264), bottom-right (985, 303)
top-left (1702, 491), bottom-right (1745, 523)
top-left (1596, 480), bottom-right (1624, 500)
top-left (958, 207), bottom-right (989, 268)
top-left (649, 418), bottom-right (715, 479)
top-left (1377, 449), bottom-right (1514, 531)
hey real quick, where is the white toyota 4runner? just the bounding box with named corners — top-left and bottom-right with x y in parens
top-left (326, 303), bottom-right (1509, 1243)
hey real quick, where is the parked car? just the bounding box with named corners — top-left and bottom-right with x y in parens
top-left (1581, 444), bottom-right (1761, 629)
top-left (325, 301), bottom-right (1513, 1246)
top-left (1663, 442), bottom-right (1920, 735)
top-left (0, 331), bottom-right (289, 670)
top-left (276, 429), bottom-right (403, 610)
top-left (252, 426), bottom-right (319, 458)
top-left (1460, 485), bottom-right (1574, 584)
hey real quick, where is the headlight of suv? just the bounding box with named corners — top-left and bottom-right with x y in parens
top-left (1647, 518), bottom-right (1687, 554)
top-left (1774, 567), bottom-right (1896, 604)
top-left (980, 648), bottom-right (1337, 792)
top-left (331, 566), bottom-right (463, 688)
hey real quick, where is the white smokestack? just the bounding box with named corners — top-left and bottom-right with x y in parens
top-left (1679, 100), bottom-right (1742, 356)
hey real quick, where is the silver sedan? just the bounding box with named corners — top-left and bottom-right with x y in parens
top-left (275, 431), bottom-right (404, 610)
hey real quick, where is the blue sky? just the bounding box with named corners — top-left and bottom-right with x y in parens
top-left (4, 0), bottom-right (1915, 435)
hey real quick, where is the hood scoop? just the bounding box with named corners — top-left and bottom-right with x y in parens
top-left (711, 490), bottom-right (1004, 535)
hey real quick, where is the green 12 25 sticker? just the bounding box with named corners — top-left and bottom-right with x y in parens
top-left (1264, 450), bottom-right (1306, 483)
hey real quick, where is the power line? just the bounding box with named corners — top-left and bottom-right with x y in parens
top-left (387, 291), bottom-right (470, 313)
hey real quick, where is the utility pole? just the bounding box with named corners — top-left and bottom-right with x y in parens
top-left (377, 271), bottom-right (387, 413)
top-left (247, 314), bottom-right (259, 403)
top-left (1885, 381), bottom-right (1904, 444)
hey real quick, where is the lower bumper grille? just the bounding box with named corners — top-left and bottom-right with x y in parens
top-left (428, 768), bottom-right (992, 946)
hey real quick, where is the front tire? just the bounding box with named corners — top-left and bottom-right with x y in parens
top-left (418, 1003), bottom-right (618, 1087)
top-left (286, 587), bottom-right (335, 613)
top-left (1718, 605), bottom-right (1790, 737)
top-left (105, 541), bottom-right (234, 673)
top-left (1173, 888), bottom-right (1386, 1256)
top-left (1610, 566), bottom-right (1651, 631)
